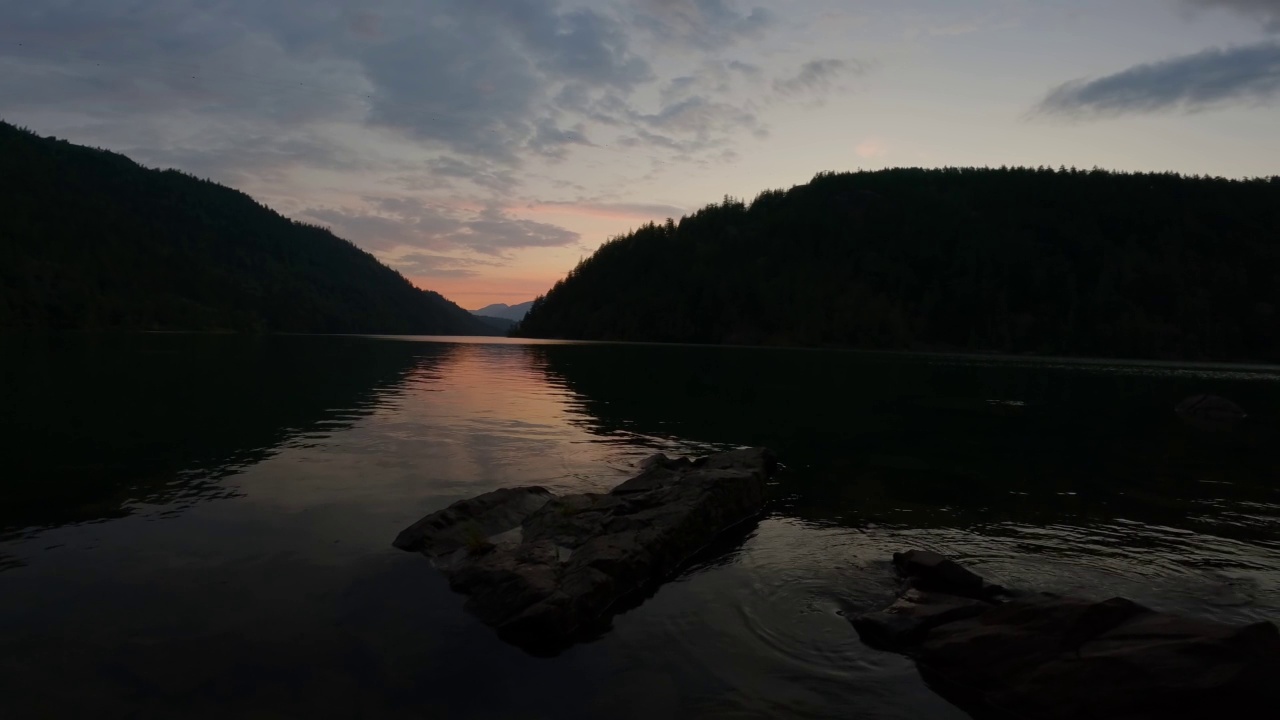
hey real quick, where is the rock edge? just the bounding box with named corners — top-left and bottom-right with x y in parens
top-left (394, 447), bottom-right (776, 654)
top-left (852, 549), bottom-right (1280, 720)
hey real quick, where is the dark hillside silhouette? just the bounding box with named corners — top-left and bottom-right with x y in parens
top-left (0, 121), bottom-right (489, 334)
top-left (516, 168), bottom-right (1280, 362)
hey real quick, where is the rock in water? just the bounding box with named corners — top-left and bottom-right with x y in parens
top-left (393, 486), bottom-right (555, 555)
top-left (851, 587), bottom-right (992, 651)
top-left (892, 549), bottom-right (1003, 599)
top-left (394, 448), bottom-right (776, 653)
top-left (1176, 393), bottom-right (1247, 431)
top-left (917, 596), bottom-right (1280, 720)
top-left (852, 550), bottom-right (1280, 719)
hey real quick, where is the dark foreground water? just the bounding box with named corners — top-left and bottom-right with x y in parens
top-left (2, 335), bottom-right (1278, 719)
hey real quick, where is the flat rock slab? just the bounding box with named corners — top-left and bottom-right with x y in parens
top-left (852, 549), bottom-right (1280, 719)
top-left (394, 448), bottom-right (776, 654)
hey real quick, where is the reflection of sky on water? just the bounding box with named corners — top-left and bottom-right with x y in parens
top-left (1, 335), bottom-right (1277, 718)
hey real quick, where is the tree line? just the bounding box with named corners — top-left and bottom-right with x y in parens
top-left (516, 166), bottom-right (1280, 362)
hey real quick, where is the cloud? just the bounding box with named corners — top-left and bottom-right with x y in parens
top-left (635, 0), bottom-right (773, 49)
top-left (356, 2), bottom-right (653, 161)
top-left (0, 2), bottom-right (370, 125)
top-left (526, 200), bottom-right (688, 220)
top-left (512, 6), bottom-right (654, 89)
top-left (1035, 41), bottom-right (1280, 118)
top-left (527, 118), bottom-right (594, 159)
top-left (389, 252), bottom-right (499, 278)
top-left (1180, 0), bottom-right (1280, 32)
top-left (772, 58), bottom-right (866, 95)
top-left (0, 0), bottom-right (794, 261)
top-left (130, 125), bottom-right (393, 186)
top-left (0, 1), bottom-right (379, 191)
top-left (462, 207), bottom-right (582, 255)
top-left (305, 197), bottom-right (580, 256)
top-left (727, 60), bottom-right (763, 78)
top-left (0, 0), bottom-right (658, 167)
top-left (603, 55), bottom-right (871, 157)
top-left (0, 0), bottom-right (795, 182)
top-left (304, 207), bottom-right (446, 252)
top-left (357, 24), bottom-right (541, 162)
top-left (623, 95), bottom-right (767, 152)
top-left (423, 156), bottom-right (520, 193)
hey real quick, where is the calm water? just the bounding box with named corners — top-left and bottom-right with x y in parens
top-left (2, 335), bottom-right (1279, 719)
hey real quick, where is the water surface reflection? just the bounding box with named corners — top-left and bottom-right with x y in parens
top-left (0, 336), bottom-right (1276, 718)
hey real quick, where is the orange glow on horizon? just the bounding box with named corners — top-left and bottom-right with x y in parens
top-left (410, 274), bottom-right (554, 308)
top-left (404, 203), bottom-right (669, 308)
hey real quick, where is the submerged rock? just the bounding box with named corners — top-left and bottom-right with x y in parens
top-left (853, 587), bottom-right (992, 651)
top-left (1176, 393), bottom-right (1247, 432)
top-left (394, 448), bottom-right (776, 654)
top-left (853, 550), bottom-right (1280, 719)
top-left (892, 549), bottom-right (1006, 600)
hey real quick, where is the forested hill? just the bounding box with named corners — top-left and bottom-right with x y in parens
top-left (516, 167), bottom-right (1280, 362)
top-left (0, 121), bottom-right (490, 335)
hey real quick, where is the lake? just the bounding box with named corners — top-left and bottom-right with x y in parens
top-left (2, 334), bottom-right (1279, 719)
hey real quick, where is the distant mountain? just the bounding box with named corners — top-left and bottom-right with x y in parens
top-left (471, 301), bottom-right (534, 322)
top-left (0, 121), bottom-right (492, 335)
top-left (474, 315), bottom-right (517, 334)
top-left (516, 167), bottom-right (1280, 362)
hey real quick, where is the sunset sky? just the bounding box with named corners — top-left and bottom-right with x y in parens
top-left (3, 0), bottom-right (1279, 308)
